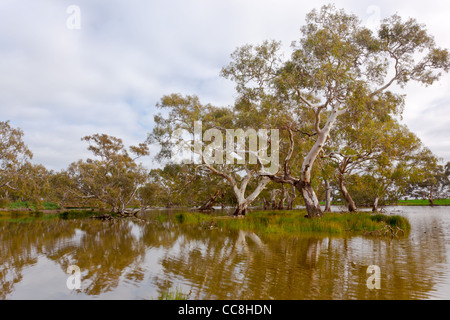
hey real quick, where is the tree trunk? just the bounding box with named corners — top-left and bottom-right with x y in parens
top-left (324, 179), bottom-right (332, 213)
top-left (337, 177), bottom-right (358, 212)
top-left (263, 198), bottom-right (270, 210)
top-left (298, 106), bottom-right (344, 218)
top-left (233, 202), bottom-right (249, 216)
top-left (296, 181), bottom-right (323, 218)
top-left (287, 184), bottom-right (296, 210)
top-left (428, 187), bottom-right (435, 206)
top-left (232, 176), bottom-right (271, 216)
top-left (372, 196), bottom-right (379, 212)
top-left (278, 185), bottom-right (287, 210)
top-left (270, 189), bottom-right (280, 210)
top-left (197, 189), bottom-right (221, 211)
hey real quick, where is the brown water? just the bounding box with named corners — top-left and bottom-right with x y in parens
top-left (1, 206), bottom-right (450, 300)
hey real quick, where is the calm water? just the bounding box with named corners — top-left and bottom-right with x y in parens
top-left (1, 206), bottom-right (450, 300)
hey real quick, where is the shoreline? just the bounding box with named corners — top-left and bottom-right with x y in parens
top-left (0, 208), bottom-right (103, 214)
top-left (1, 203), bottom-right (450, 215)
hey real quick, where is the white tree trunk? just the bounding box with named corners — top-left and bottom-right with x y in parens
top-left (233, 176), bottom-right (270, 216)
top-left (372, 196), bottom-right (379, 212)
top-left (324, 179), bottom-right (332, 212)
top-left (298, 106), bottom-right (345, 218)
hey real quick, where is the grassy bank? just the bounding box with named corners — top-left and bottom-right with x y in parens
top-left (4, 201), bottom-right (61, 211)
top-left (174, 210), bottom-right (410, 237)
top-left (0, 209), bottom-right (114, 223)
top-left (319, 199), bottom-right (450, 207)
top-left (397, 199), bottom-right (450, 206)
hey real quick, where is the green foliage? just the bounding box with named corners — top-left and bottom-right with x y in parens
top-left (67, 134), bottom-right (150, 214)
top-left (2, 6), bottom-right (450, 215)
top-left (42, 202), bottom-right (61, 210)
top-left (405, 149), bottom-right (447, 202)
top-left (219, 5), bottom-right (449, 217)
top-left (0, 197), bottom-right (10, 208)
top-left (369, 214), bottom-right (408, 229)
top-left (1, 121), bottom-right (34, 199)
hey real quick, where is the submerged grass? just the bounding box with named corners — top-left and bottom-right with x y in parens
top-left (158, 287), bottom-right (189, 300)
top-left (0, 212), bottom-right (60, 223)
top-left (174, 210), bottom-right (410, 237)
top-left (0, 210), bottom-right (114, 223)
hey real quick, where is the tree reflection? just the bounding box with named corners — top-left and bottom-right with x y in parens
top-left (0, 215), bottom-right (179, 298)
top-left (0, 217), bottom-right (78, 299)
top-left (156, 221), bottom-right (448, 300)
top-left (1, 210), bottom-right (449, 299)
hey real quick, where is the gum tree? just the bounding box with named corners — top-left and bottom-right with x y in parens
top-left (321, 103), bottom-right (421, 212)
top-left (47, 170), bottom-right (77, 209)
top-left (406, 149), bottom-right (447, 206)
top-left (148, 94), bottom-right (277, 216)
top-left (0, 121), bottom-right (33, 195)
top-left (10, 163), bottom-right (51, 208)
top-left (222, 5), bottom-right (450, 217)
top-left (67, 134), bottom-right (150, 215)
top-left (146, 163), bottom-right (229, 209)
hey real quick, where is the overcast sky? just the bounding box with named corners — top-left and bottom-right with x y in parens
top-left (1, 0), bottom-right (449, 171)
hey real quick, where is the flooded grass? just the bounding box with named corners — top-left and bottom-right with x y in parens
top-left (7, 201), bottom-right (61, 210)
top-left (174, 210), bottom-right (410, 237)
top-left (0, 209), bottom-right (115, 223)
top-left (0, 213), bottom-right (60, 223)
top-left (158, 287), bottom-right (189, 300)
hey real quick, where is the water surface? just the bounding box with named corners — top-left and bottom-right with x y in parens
top-left (1, 206), bottom-right (450, 300)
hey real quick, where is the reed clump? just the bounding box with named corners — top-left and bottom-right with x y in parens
top-left (174, 210), bottom-right (410, 237)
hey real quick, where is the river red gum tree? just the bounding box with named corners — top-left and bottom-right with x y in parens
top-left (221, 5), bottom-right (450, 217)
top-left (149, 94), bottom-right (276, 216)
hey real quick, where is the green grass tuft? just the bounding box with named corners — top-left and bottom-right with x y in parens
top-left (158, 287), bottom-right (189, 300)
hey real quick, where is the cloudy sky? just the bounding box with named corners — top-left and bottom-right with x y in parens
top-left (1, 0), bottom-right (449, 170)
